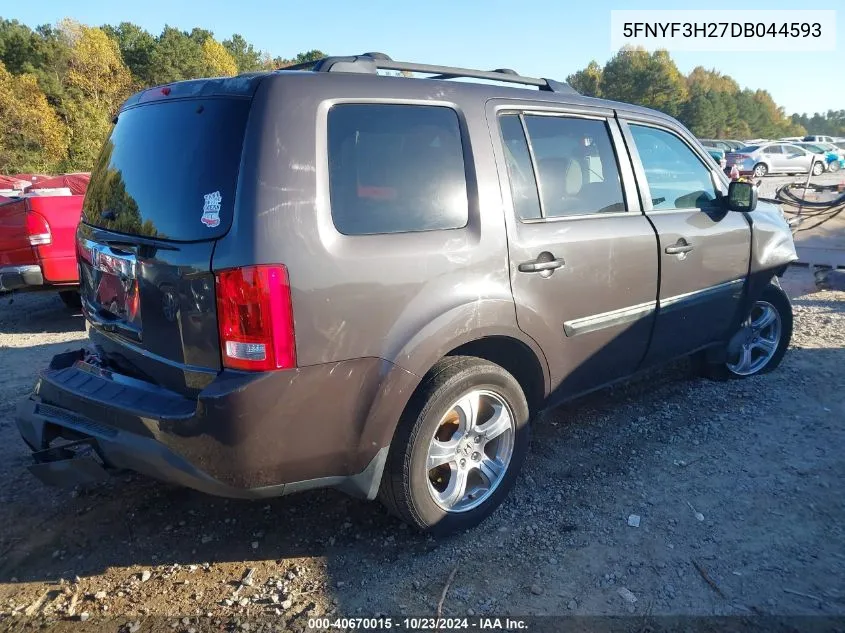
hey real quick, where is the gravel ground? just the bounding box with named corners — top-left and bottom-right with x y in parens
top-left (0, 268), bottom-right (843, 631)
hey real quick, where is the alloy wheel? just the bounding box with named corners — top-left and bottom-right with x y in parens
top-left (726, 300), bottom-right (782, 376)
top-left (426, 389), bottom-right (515, 513)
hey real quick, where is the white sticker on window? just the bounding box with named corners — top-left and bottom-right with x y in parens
top-left (201, 191), bottom-right (222, 228)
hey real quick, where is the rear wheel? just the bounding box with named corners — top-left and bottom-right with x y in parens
top-left (753, 163), bottom-right (768, 178)
top-left (378, 356), bottom-right (530, 534)
top-left (58, 290), bottom-right (82, 310)
top-left (827, 161), bottom-right (840, 173)
top-left (812, 161), bottom-right (825, 176)
top-left (702, 283), bottom-right (792, 380)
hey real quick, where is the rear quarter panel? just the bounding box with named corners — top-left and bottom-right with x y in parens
top-left (212, 73), bottom-right (537, 375)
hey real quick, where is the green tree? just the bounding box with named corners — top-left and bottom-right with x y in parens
top-left (223, 34), bottom-right (263, 72)
top-left (102, 22), bottom-right (157, 88)
top-left (566, 60), bottom-right (602, 97)
top-left (0, 61), bottom-right (69, 172)
top-left (600, 47), bottom-right (688, 117)
top-left (148, 26), bottom-right (205, 84)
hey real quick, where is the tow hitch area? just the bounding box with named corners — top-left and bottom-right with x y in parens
top-left (28, 438), bottom-right (111, 488)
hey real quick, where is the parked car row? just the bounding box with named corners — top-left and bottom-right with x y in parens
top-left (699, 137), bottom-right (845, 178)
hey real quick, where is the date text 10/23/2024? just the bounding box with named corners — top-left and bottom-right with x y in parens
top-left (307, 617), bottom-right (529, 631)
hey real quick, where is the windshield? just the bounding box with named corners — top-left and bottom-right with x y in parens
top-left (83, 98), bottom-right (251, 241)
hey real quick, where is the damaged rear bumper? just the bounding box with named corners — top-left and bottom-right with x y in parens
top-left (15, 349), bottom-right (392, 500)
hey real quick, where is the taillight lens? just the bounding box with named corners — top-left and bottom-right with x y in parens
top-left (26, 212), bottom-right (51, 246)
top-left (215, 265), bottom-right (296, 371)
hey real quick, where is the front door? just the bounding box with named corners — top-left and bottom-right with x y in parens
top-left (621, 119), bottom-right (751, 366)
top-left (489, 104), bottom-right (659, 402)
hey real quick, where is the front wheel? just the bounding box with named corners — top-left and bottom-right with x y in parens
top-left (827, 161), bottom-right (840, 173)
top-left (378, 356), bottom-right (530, 534)
top-left (812, 161), bottom-right (825, 176)
top-left (703, 283), bottom-right (793, 380)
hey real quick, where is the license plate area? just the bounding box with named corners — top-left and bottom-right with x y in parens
top-left (78, 238), bottom-right (142, 340)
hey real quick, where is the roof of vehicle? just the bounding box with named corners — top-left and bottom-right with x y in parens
top-left (120, 52), bottom-right (678, 125)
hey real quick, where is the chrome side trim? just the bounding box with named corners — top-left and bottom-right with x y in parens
top-left (660, 278), bottom-right (743, 310)
top-left (564, 300), bottom-right (656, 337)
top-left (562, 278), bottom-right (745, 337)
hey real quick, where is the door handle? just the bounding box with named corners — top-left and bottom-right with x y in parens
top-left (518, 255), bottom-right (565, 274)
top-left (665, 241), bottom-right (694, 255)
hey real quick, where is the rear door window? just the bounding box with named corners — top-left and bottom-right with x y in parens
top-left (83, 98), bottom-right (251, 241)
top-left (327, 104), bottom-right (468, 235)
top-left (498, 114), bottom-right (626, 219)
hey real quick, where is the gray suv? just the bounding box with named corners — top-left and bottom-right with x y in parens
top-left (15, 53), bottom-right (798, 534)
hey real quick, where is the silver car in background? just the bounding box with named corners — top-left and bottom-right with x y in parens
top-left (726, 142), bottom-right (826, 177)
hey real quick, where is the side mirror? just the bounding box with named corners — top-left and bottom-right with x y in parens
top-left (727, 180), bottom-right (757, 212)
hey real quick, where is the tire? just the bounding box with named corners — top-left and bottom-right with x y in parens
top-left (753, 163), bottom-right (768, 178)
top-left (378, 356), bottom-right (530, 535)
top-left (828, 161), bottom-right (841, 173)
top-left (812, 161), bottom-right (825, 176)
top-left (701, 282), bottom-right (792, 381)
top-left (58, 290), bottom-right (82, 310)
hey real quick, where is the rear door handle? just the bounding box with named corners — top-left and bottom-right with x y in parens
top-left (518, 255), bottom-right (565, 274)
top-left (665, 240), bottom-right (694, 255)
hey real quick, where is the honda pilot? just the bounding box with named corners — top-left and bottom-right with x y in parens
top-left (15, 53), bottom-right (798, 534)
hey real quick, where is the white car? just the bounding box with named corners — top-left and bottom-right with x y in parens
top-left (726, 142), bottom-right (826, 177)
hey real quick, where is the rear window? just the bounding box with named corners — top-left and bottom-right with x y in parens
top-left (738, 145), bottom-right (760, 153)
top-left (327, 104), bottom-right (468, 235)
top-left (83, 98), bottom-right (250, 241)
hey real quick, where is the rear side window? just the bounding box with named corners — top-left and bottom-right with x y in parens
top-left (499, 115), bottom-right (542, 220)
top-left (83, 98), bottom-right (250, 241)
top-left (327, 104), bottom-right (468, 235)
top-left (522, 115), bottom-right (626, 218)
top-left (763, 145), bottom-right (783, 154)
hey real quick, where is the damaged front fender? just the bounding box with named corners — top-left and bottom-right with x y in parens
top-left (747, 201), bottom-right (799, 275)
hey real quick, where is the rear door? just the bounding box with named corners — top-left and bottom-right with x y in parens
top-left (619, 118), bottom-right (750, 366)
top-left (488, 102), bottom-right (659, 401)
top-left (762, 144), bottom-right (785, 172)
top-left (78, 95), bottom-right (253, 395)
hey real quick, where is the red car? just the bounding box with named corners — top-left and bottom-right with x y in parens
top-left (0, 191), bottom-right (85, 307)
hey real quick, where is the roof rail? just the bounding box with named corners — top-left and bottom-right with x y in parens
top-left (282, 53), bottom-right (578, 95)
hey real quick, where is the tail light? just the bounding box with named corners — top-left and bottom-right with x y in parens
top-left (215, 265), bottom-right (296, 371)
top-left (25, 212), bottom-right (51, 246)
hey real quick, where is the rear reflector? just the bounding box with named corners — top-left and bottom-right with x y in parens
top-left (25, 212), bottom-right (51, 246)
top-left (215, 265), bottom-right (296, 371)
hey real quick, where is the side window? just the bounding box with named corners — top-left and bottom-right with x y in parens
top-left (628, 124), bottom-right (720, 211)
top-left (763, 145), bottom-right (783, 154)
top-left (784, 145), bottom-right (804, 155)
top-left (327, 104), bottom-right (468, 235)
top-left (523, 115), bottom-right (626, 217)
top-left (498, 115), bottom-right (542, 220)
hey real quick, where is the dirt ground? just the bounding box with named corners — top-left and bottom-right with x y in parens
top-left (0, 266), bottom-right (843, 632)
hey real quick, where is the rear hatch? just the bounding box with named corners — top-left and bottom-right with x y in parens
top-left (77, 81), bottom-right (257, 396)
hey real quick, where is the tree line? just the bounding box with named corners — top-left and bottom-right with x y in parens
top-left (0, 17), bottom-right (325, 174)
top-left (1, 20), bottom-right (841, 176)
top-left (567, 47), bottom-right (841, 141)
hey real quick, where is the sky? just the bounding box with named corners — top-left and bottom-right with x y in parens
top-left (2, 0), bottom-right (842, 116)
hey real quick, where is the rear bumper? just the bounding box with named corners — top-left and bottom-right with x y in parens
top-left (0, 264), bottom-right (43, 292)
top-left (14, 349), bottom-right (403, 500)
